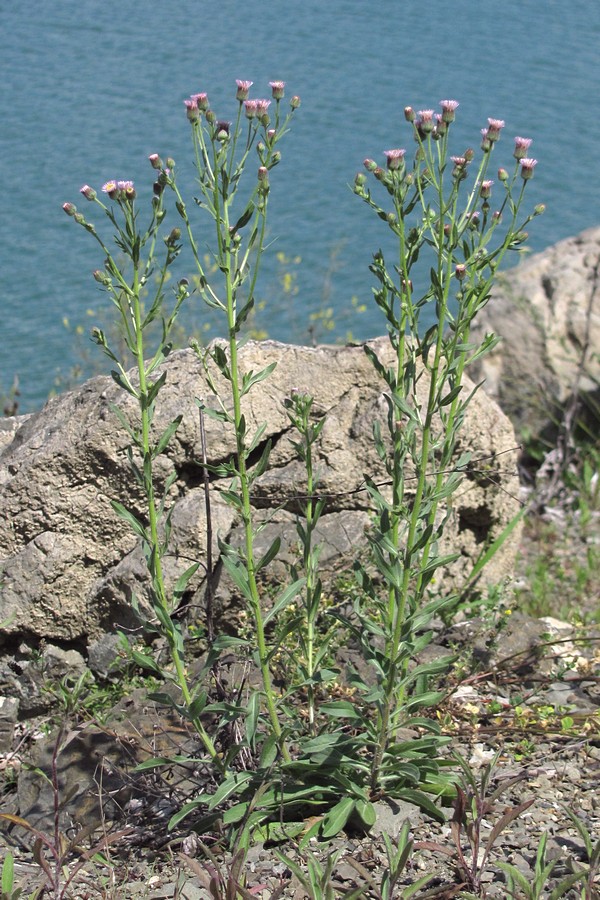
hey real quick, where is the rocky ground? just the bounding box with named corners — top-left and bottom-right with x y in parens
top-left (1, 491), bottom-right (599, 898)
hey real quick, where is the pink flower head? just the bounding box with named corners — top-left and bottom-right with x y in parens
top-left (383, 148), bottom-right (406, 170)
top-left (486, 118), bottom-right (505, 142)
top-left (417, 109), bottom-right (435, 133)
top-left (255, 99), bottom-right (271, 119)
top-left (79, 184), bottom-right (96, 201)
top-left (480, 179), bottom-right (494, 198)
top-left (236, 80), bottom-right (253, 101)
top-left (190, 92), bottom-right (209, 111)
top-left (451, 156), bottom-right (468, 179)
top-left (102, 180), bottom-right (134, 200)
top-left (520, 158), bottom-right (538, 180)
top-left (480, 128), bottom-right (491, 152)
top-left (440, 99), bottom-right (459, 123)
top-left (269, 81), bottom-right (285, 100)
top-left (102, 180), bottom-right (118, 198)
top-left (513, 136), bottom-right (533, 160)
top-left (62, 202), bottom-right (77, 216)
top-left (184, 97), bottom-right (200, 121)
top-left (244, 99), bottom-right (259, 119)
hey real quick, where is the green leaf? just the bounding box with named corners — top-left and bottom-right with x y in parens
top-left (168, 799), bottom-right (206, 830)
top-left (207, 771), bottom-right (254, 810)
top-left (256, 536), bottom-right (280, 573)
top-left (197, 404), bottom-right (231, 424)
top-left (1, 851), bottom-right (14, 893)
top-left (111, 501), bottom-right (148, 541)
top-left (245, 690), bottom-right (260, 750)
top-left (319, 700), bottom-right (361, 719)
top-left (220, 553), bottom-right (252, 601)
top-left (222, 801), bottom-right (251, 825)
top-left (154, 415), bottom-right (182, 456)
top-left (354, 799), bottom-right (377, 829)
top-left (321, 797), bottom-right (355, 839)
top-left (173, 562), bottom-right (200, 602)
top-left (130, 649), bottom-right (163, 676)
top-left (439, 384), bottom-right (463, 406)
top-left (396, 789), bottom-right (445, 823)
top-left (133, 755), bottom-right (201, 772)
top-left (145, 370), bottom-right (167, 408)
top-left (240, 362), bottom-right (277, 397)
top-left (230, 202), bottom-right (255, 233)
top-left (263, 578), bottom-right (305, 625)
top-left (111, 369), bottom-right (136, 395)
top-left (250, 437), bottom-right (272, 480)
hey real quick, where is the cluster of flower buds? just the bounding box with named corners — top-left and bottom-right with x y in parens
top-left (404, 101), bottom-right (460, 141)
top-left (101, 180), bottom-right (136, 201)
top-left (184, 92), bottom-right (209, 122)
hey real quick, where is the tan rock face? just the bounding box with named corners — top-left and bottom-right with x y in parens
top-left (471, 226), bottom-right (600, 437)
top-left (0, 339), bottom-right (520, 645)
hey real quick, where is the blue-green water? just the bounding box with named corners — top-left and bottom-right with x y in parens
top-left (2, 0), bottom-right (599, 412)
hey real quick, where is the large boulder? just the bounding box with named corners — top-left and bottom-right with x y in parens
top-left (0, 339), bottom-right (520, 648)
top-left (471, 226), bottom-right (600, 439)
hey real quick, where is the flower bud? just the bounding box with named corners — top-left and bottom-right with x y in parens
top-left (354, 172), bottom-right (367, 188)
top-left (440, 99), bottom-right (459, 123)
top-left (455, 264), bottom-right (467, 280)
top-left (271, 151), bottom-right (281, 165)
top-left (417, 110), bottom-right (434, 133)
top-left (513, 136), bottom-right (532, 160)
top-left (464, 147), bottom-right (475, 162)
top-left (363, 158), bottom-right (377, 172)
top-left (216, 121), bottom-right (231, 141)
top-left (62, 202), bottom-right (77, 216)
top-left (290, 95), bottom-right (301, 109)
top-left (520, 158), bottom-right (537, 180)
top-left (148, 154), bottom-right (163, 170)
top-left (93, 269), bottom-right (111, 285)
top-left (480, 129), bottom-right (491, 152)
top-left (235, 79), bottom-right (253, 101)
top-left (184, 99), bottom-right (200, 122)
top-left (269, 80), bottom-right (285, 100)
top-left (404, 106), bottom-right (416, 122)
top-left (383, 148), bottom-right (406, 171)
top-left (191, 92), bottom-right (209, 111)
top-left (498, 167), bottom-right (509, 182)
top-left (166, 158), bottom-right (175, 169)
top-left (165, 227), bottom-right (181, 246)
top-left (258, 166), bottom-right (270, 193)
top-left (206, 110), bottom-right (216, 124)
top-left (79, 185), bottom-right (96, 201)
top-left (386, 212), bottom-right (397, 226)
top-left (480, 179), bottom-right (494, 199)
top-left (534, 203), bottom-right (546, 216)
top-left (486, 118), bottom-right (505, 142)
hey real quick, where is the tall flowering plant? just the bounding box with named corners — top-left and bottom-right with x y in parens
top-left (351, 101), bottom-right (542, 795)
top-left (63, 90), bottom-right (541, 844)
